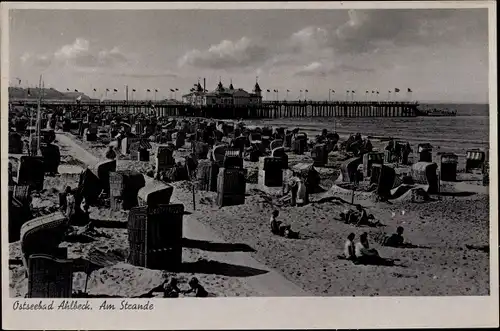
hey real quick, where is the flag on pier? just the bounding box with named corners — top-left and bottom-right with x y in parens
top-left (352, 91), bottom-right (355, 94)
top-left (366, 90), bottom-right (368, 94)
top-left (372, 91), bottom-right (374, 93)
top-left (75, 89), bottom-right (78, 92)
top-left (106, 88), bottom-right (110, 92)
top-left (376, 91), bottom-right (379, 94)
top-left (132, 89), bottom-right (136, 92)
top-left (170, 89), bottom-right (175, 92)
top-left (408, 88), bottom-right (412, 92)
top-left (395, 88), bottom-right (400, 92)
top-left (93, 88), bottom-right (96, 92)
top-left (114, 89), bottom-right (118, 92)
top-left (175, 88), bottom-right (179, 91)
top-left (287, 89), bottom-right (290, 92)
top-left (332, 90), bottom-right (335, 93)
top-left (305, 89), bottom-right (308, 92)
top-left (155, 89), bottom-right (159, 92)
top-left (66, 88), bottom-right (70, 91)
top-left (147, 89), bottom-right (151, 92)
top-left (267, 89), bottom-right (271, 92)
top-left (273, 89), bottom-right (277, 92)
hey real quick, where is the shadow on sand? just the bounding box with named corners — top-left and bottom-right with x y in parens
top-left (177, 259), bottom-right (269, 277)
top-left (182, 238), bottom-right (256, 253)
top-left (437, 191), bottom-right (476, 197)
top-left (89, 219), bottom-right (128, 229)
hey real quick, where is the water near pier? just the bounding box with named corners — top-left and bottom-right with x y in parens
top-left (246, 103), bottom-right (490, 155)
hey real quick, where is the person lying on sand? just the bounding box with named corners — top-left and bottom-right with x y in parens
top-left (270, 210), bottom-right (300, 239)
top-left (383, 226), bottom-right (405, 247)
top-left (163, 277), bottom-right (182, 298)
top-left (183, 277), bottom-right (208, 298)
top-left (343, 205), bottom-right (382, 227)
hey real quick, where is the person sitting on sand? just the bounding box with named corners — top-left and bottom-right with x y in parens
top-left (284, 176), bottom-right (300, 206)
top-left (355, 232), bottom-right (393, 266)
top-left (59, 186), bottom-right (72, 212)
top-left (104, 145), bottom-right (116, 160)
top-left (183, 277), bottom-right (208, 298)
top-left (163, 277), bottom-right (181, 298)
top-left (270, 210), bottom-right (300, 239)
top-left (270, 210), bottom-right (289, 235)
top-left (383, 226), bottom-right (405, 247)
top-left (65, 188), bottom-right (76, 220)
top-left (344, 233), bottom-right (356, 260)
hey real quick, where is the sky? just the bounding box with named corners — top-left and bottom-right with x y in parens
top-left (9, 8), bottom-right (489, 103)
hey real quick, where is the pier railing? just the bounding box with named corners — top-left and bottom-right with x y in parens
top-left (9, 99), bottom-right (420, 118)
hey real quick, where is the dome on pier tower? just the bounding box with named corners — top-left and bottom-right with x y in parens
top-left (253, 77), bottom-right (262, 96)
top-left (229, 79), bottom-right (234, 90)
top-left (196, 81), bottom-right (203, 93)
top-left (216, 79), bottom-right (224, 93)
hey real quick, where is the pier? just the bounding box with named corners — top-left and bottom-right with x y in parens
top-left (9, 99), bottom-right (419, 119)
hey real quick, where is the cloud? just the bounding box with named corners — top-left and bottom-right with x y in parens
top-left (332, 9), bottom-right (486, 54)
top-left (108, 72), bottom-right (178, 79)
top-left (289, 26), bottom-right (329, 52)
top-left (294, 61), bottom-right (335, 77)
top-left (52, 38), bottom-right (129, 68)
top-left (20, 52), bottom-right (31, 63)
top-left (20, 52), bottom-right (53, 69)
top-left (33, 54), bottom-right (53, 68)
top-left (178, 37), bottom-right (269, 69)
top-left (293, 61), bottom-right (375, 77)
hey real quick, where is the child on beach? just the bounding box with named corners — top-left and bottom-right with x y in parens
top-left (270, 210), bottom-right (289, 236)
top-left (269, 210), bottom-right (299, 238)
top-left (184, 277), bottom-right (208, 298)
top-left (163, 277), bottom-right (181, 298)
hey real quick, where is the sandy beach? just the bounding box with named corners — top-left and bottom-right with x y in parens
top-left (9, 127), bottom-right (489, 297)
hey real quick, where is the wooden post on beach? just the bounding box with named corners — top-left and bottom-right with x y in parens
top-left (190, 135), bottom-right (197, 211)
top-left (351, 172), bottom-right (358, 204)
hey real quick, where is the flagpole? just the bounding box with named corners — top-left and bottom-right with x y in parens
top-left (35, 75), bottom-right (43, 156)
top-left (154, 89), bottom-right (157, 101)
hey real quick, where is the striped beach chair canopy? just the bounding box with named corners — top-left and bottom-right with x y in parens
top-left (225, 147), bottom-right (241, 158)
top-left (466, 149), bottom-right (485, 161)
top-left (139, 139), bottom-right (152, 150)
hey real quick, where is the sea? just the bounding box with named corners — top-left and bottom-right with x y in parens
top-left (245, 103), bottom-right (490, 156)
